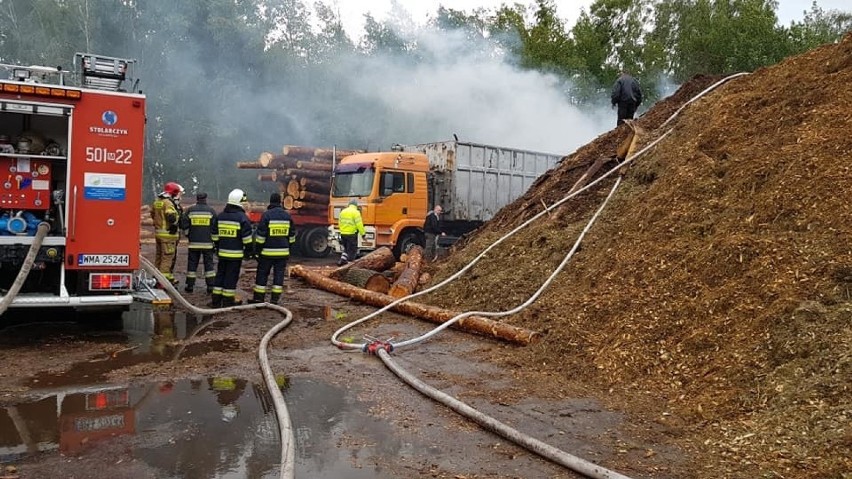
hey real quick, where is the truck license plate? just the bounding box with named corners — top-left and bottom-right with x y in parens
top-left (78, 254), bottom-right (131, 266)
top-left (74, 414), bottom-right (125, 432)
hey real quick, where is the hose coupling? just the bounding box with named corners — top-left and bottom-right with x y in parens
top-left (363, 340), bottom-right (394, 355)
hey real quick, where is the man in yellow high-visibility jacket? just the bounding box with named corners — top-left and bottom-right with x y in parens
top-left (151, 181), bottom-right (184, 285)
top-left (337, 199), bottom-right (365, 266)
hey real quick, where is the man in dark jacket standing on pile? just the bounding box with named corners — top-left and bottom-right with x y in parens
top-left (180, 192), bottom-right (218, 294)
top-left (210, 189), bottom-right (254, 308)
top-left (611, 70), bottom-right (643, 126)
top-left (251, 193), bottom-right (296, 304)
top-left (423, 204), bottom-right (446, 262)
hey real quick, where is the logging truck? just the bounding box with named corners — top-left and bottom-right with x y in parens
top-left (328, 140), bottom-right (562, 258)
top-left (241, 146), bottom-right (366, 258)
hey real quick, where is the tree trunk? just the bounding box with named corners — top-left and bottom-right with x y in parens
top-left (300, 178), bottom-right (331, 193)
top-left (330, 246), bottom-right (396, 280)
top-left (281, 168), bottom-right (330, 180)
top-left (286, 179), bottom-right (301, 198)
top-left (258, 172), bottom-right (277, 182)
top-left (311, 148), bottom-right (363, 160)
top-left (281, 145), bottom-right (317, 159)
top-left (282, 195), bottom-right (296, 209)
top-left (292, 206), bottom-right (328, 217)
top-left (290, 265), bottom-right (541, 345)
top-left (237, 161), bottom-right (268, 169)
top-left (341, 267), bottom-right (390, 293)
top-left (389, 245), bottom-right (424, 298)
top-left (298, 190), bottom-right (328, 203)
top-left (257, 151), bottom-right (275, 167)
top-left (295, 160), bottom-right (334, 172)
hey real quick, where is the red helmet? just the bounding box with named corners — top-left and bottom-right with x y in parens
top-left (163, 182), bottom-right (184, 198)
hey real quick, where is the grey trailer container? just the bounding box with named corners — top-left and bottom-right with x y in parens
top-left (403, 141), bottom-right (563, 225)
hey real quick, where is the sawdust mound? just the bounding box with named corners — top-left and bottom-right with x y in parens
top-left (429, 34), bottom-right (852, 478)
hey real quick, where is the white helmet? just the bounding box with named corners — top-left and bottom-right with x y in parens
top-left (227, 188), bottom-right (246, 206)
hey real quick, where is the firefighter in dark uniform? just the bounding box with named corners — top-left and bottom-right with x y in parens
top-left (180, 192), bottom-right (218, 294)
top-left (210, 189), bottom-right (254, 307)
top-left (151, 181), bottom-right (184, 285)
top-left (251, 193), bottom-right (296, 304)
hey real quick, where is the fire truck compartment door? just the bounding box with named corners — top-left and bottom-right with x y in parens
top-left (65, 93), bottom-right (145, 270)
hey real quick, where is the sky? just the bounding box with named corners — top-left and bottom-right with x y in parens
top-left (332, 0), bottom-right (852, 40)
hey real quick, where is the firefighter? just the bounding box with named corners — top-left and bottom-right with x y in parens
top-left (251, 193), bottom-right (296, 304)
top-left (210, 188), bottom-right (254, 307)
top-left (180, 192), bottom-right (218, 294)
top-left (151, 181), bottom-right (184, 286)
top-left (337, 198), bottom-right (365, 266)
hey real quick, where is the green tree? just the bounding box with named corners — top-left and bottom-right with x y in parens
top-left (785, 1), bottom-right (852, 53)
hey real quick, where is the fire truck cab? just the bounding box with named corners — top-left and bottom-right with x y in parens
top-left (0, 53), bottom-right (146, 312)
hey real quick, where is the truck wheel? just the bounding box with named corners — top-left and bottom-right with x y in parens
top-left (301, 227), bottom-right (331, 258)
top-left (394, 230), bottom-right (423, 259)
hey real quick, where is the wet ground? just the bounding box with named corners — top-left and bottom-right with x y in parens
top-left (0, 247), bottom-right (682, 478)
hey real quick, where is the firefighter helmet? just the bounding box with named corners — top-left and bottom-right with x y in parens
top-left (227, 188), bottom-right (247, 206)
top-left (163, 182), bottom-right (184, 198)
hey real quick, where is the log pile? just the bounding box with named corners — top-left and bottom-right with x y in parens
top-left (291, 264), bottom-right (541, 345)
top-left (237, 145), bottom-right (364, 216)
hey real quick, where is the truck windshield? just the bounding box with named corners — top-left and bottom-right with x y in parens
top-left (332, 164), bottom-right (374, 197)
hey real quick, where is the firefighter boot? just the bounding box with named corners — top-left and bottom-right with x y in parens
top-left (222, 296), bottom-right (235, 307)
top-left (269, 293), bottom-right (281, 305)
top-left (209, 294), bottom-right (223, 308)
top-left (206, 284), bottom-right (215, 294)
top-left (249, 291), bottom-right (265, 304)
top-left (184, 278), bottom-right (195, 294)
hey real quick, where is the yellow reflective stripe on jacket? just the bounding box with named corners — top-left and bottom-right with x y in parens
top-left (260, 248), bottom-right (290, 257)
top-left (218, 248), bottom-right (244, 259)
top-left (188, 211), bottom-right (212, 226)
top-left (218, 220), bottom-right (239, 238)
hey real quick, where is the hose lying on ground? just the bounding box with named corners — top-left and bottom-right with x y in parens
top-left (330, 72), bottom-right (753, 478)
top-left (140, 256), bottom-right (296, 479)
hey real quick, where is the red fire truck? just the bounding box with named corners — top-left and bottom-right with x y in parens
top-left (0, 53), bottom-right (147, 313)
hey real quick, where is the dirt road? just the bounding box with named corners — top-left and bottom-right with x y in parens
top-left (0, 246), bottom-right (682, 478)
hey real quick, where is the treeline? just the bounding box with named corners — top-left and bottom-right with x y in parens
top-left (0, 0), bottom-right (847, 202)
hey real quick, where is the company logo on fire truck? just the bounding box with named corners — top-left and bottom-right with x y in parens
top-left (89, 110), bottom-right (128, 136)
top-left (102, 110), bottom-right (118, 126)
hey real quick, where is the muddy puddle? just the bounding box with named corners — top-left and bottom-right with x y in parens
top-left (1, 376), bottom-right (394, 478)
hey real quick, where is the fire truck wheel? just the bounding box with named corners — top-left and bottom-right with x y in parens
top-left (300, 227), bottom-right (331, 258)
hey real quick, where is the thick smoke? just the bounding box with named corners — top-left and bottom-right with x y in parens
top-left (334, 28), bottom-right (610, 154)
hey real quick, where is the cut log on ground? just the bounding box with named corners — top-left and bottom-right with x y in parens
top-left (291, 265), bottom-right (540, 345)
top-left (389, 245), bottom-right (424, 298)
top-left (330, 246), bottom-right (396, 280)
top-left (340, 267), bottom-right (390, 293)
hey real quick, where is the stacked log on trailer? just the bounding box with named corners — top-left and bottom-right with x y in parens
top-left (236, 145), bottom-right (363, 216)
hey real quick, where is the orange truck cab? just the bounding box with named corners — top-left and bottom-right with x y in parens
top-left (328, 141), bottom-right (563, 259)
top-left (328, 151), bottom-right (428, 258)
